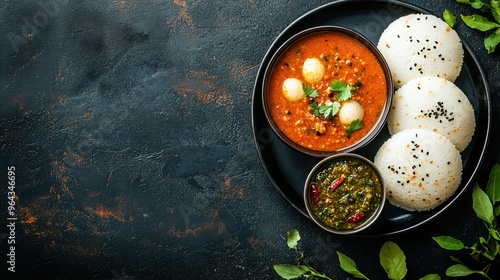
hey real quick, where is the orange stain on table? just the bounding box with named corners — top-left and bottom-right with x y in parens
top-left (222, 177), bottom-right (244, 199)
top-left (169, 220), bottom-right (226, 237)
top-left (171, 0), bottom-right (194, 29)
top-left (19, 206), bottom-right (37, 224)
top-left (82, 111), bottom-right (92, 119)
top-left (88, 204), bottom-right (127, 222)
top-left (174, 70), bottom-right (233, 112)
top-left (57, 96), bottom-right (67, 106)
top-left (112, 0), bottom-right (127, 9)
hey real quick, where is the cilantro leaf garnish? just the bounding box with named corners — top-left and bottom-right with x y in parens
top-left (303, 84), bottom-right (319, 98)
top-left (308, 102), bottom-right (321, 118)
top-left (330, 81), bottom-right (353, 102)
top-left (330, 80), bottom-right (347, 91)
top-left (319, 101), bottom-right (341, 120)
top-left (346, 119), bottom-right (364, 138)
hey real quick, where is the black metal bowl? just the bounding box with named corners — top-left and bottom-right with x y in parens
top-left (261, 25), bottom-right (394, 157)
top-left (304, 153), bottom-right (386, 234)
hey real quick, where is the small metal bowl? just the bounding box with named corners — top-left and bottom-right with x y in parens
top-left (304, 153), bottom-right (386, 234)
top-left (262, 26), bottom-right (393, 157)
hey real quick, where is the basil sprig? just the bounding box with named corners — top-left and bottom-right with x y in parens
top-left (445, 0), bottom-right (500, 53)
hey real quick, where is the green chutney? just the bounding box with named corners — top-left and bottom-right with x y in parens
top-left (310, 159), bottom-right (383, 230)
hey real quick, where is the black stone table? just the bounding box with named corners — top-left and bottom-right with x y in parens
top-left (1, 0), bottom-right (499, 279)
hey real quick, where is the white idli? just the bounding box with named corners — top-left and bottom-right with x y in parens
top-left (377, 13), bottom-right (464, 88)
top-left (374, 129), bottom-right (462, 211)
top-left (387, 76), bottom-right (475, 152)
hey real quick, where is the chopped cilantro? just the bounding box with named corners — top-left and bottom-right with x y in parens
top-left (303, 84), bottom-right (319, 98)
top-left (346, 119), bottom-right (364, 138)
top-left (330, 81), bottom-right (353, 102)
top-left (308, 102), bottom-right (321, 118)
top-left (319, 101), bottom-right (341, 120)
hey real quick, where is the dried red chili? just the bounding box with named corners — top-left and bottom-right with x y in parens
top-left (311, 183), bottom-right (320, 205)
top-left (346, 212), bottom-right (366, 223)
top-left (330, 177), bottom-right (345, 191)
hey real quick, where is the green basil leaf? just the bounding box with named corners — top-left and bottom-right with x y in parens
top-left (457, 0), bottom-right (490, 10)
top-left (494, 205), bottom-right (500, 216)
top-left (479, 236), bottom-right (488, 247)
top-left (336, 252), bottom-right (369, 280)
top-left (484, 30), bottom-right (500, 53)
top-left (449, 256), bottom-right (463, 264)
top-left (287, 229), bottom-right (300, 249)
top-left (469, 243), bottom-right (481, 261)
top-left (432, 236), bottom-right (465, 250)
top-left (489, 227), bottom-right (500, 241)
top-left (419, 274), bottom-right (441, 280)
top-left (487, 163), bottom-right (500, 203)
top-left (480, 236), bottom-right (499, 259)
top-left (445, 264), bottom-right (490, 278)
top-left (485, 237), bottom-right (499, 259)
top-left (379, 241), bottom-right (407, 280)
top-left (273, 264), bottom-right (309, 279)
top-left (472, 183), bottom-right (494, 224)
top-left (461, 14), bottom-right (500, 31)
top-left (491, 0), bottom-right (500, 23)
top-left (443, 9), bottom-right (457, 27)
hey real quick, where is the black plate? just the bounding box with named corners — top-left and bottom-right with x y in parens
top-left (252, 0), bottom-right (492, 236)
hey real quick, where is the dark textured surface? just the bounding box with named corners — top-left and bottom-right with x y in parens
top-left (0, 0), bottom-right (499, 279)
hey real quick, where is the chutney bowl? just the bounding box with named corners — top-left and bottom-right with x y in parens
top-left (304, 153), bottom-right (386, 234)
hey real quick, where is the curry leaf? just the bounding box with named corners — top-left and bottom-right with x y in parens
top-left (472, 184), bottom-right (494, 224)
top-left (379, 241), bottom-right (407, 280)
top-left (273, 264), bottom-right (309, 279)
top-left (487, 163), bottom-right (500, 203)
top-left (461, 14), bottom-right (500, 31)
top-left (337, 252), bottom-right (369, 280)
top-left (432, 236), bottom-right (465, 250)
top-left (446, 264), bottom-right (492, 279)
top-left (443, 9), bottom-right (457, 27)
top-left (287, 229), bottom-right (300, 249)
top-left (419, 274), bottom-right (441, 280)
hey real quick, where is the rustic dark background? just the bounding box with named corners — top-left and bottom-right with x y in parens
top-left (1, 0), bottom-right (499, 279)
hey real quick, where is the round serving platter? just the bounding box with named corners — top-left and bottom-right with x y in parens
top-left (252, 0), bottom-right (492, 236)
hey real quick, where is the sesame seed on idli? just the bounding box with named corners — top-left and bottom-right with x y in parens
top-left (374, 129), bottom-right (462, 212)
top-left (387, 76), bottom-right (475, 152)
top-left (377, 13), bottom-right (464, 88)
